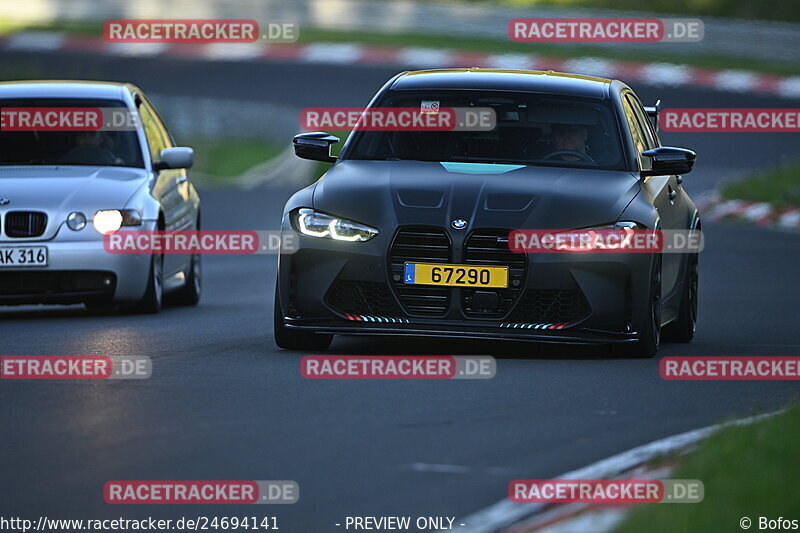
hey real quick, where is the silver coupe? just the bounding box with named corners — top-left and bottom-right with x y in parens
top-left (0, 81), bottom-right (201, 312)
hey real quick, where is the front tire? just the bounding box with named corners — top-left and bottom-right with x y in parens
top-left (273, 285), bottom-right (333, 351)
top-left (618, 254), bottom-right (662, 358)
top-left (170, 253), bottom-right (202, 306)
top-left (128, 253), bottom-right (164, 314)
top-left (663, 252), bottom-right (698, 343)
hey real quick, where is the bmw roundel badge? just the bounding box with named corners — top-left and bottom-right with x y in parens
top-left (451, 218), bottom-right (467, 230)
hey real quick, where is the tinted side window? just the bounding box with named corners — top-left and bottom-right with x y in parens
top-left (138, 101), bottom-right (170, 163)
top-left (141, 95), bottom-right (176, 146)
top-left (622, 96), bottom-right (647, 157)
top-left (626, 94), bottom-right (659, 150)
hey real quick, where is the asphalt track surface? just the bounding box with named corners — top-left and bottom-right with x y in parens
top-left (1, 50), bottom-right (799, 531)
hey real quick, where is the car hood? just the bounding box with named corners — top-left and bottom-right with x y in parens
top-left (0, 166), bottom-right (149, 209)
top-left (312, 160), bottom-right (640, 231)
top-left (0, 166), bottom-right (150, 239)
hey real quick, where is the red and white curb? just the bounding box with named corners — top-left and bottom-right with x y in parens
top-left (456, 411), bottom-right (780, 533)
top-left (3, 31), bottom-right (800, 99)
top-left (695, 190), bottom-right (800, 229)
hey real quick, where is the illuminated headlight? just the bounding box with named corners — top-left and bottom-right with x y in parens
top-left (575, 221), bottom-right (648, 243)
top-left (292, 208), bottom-right (378, 242)
top-left (93, 209), bottom-right (142, 235)
top-left (66, 211), bottom-right (87, 231)
top-left (583, 221), bottom-right (647, 231)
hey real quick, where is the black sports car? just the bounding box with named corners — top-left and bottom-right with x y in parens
top-left (275, 69), bottom-right (699, 357)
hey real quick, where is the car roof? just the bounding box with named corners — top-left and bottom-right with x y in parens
top-left (0, 80), bottom-right (137, 101)
top-left (390, 68), bottom-right (613, 99)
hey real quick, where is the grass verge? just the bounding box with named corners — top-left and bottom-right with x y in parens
top-left (187, 138), bottom-right (284, 184)
top-left (614, 407), bottom-right (800, 532)
top-left (721, 161), bottom-right (800, 208)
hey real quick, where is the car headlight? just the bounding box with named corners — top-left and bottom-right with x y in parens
top-left (66, 211), bottom-right (87, 231)
top-left (292, 208), bottom-right (378, 242)
top-left (582, 221), bottom-right (647, 230)
top-left (93, 209), bottom-right (143, 235)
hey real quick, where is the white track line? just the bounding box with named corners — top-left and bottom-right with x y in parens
top-left (399, 47), bottom-right (456, 68)
top-left (457, 410), bottom-right (782, 533)
top-left (303, 42), bottom-right (364, 64)
top-left (106, 42), bottom-right (167, 57)
top-left (6, 31), bottom-right (65, 51)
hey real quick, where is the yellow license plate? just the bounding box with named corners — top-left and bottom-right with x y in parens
top-left (404, 262), bottom-right (508, 288)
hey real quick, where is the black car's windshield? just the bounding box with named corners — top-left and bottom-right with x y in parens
top-left (0, 98), bottom-right (145, 168)
top-left (343, 90), bottom-right (626, 171)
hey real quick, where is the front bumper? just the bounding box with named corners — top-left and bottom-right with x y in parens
top-left (278, 222), bottom-right (656, 344)
top-left (285, 316), bottom-right (638, 344)
top-left (0, 236), bottom-right (151, 305)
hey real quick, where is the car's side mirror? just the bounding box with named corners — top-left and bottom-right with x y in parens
top-left (293, 132), bottom-right (339, 163)
top-left (155, 147), bottom-right (193, 170)
top-left (641, 146), bottom-right (695, 176)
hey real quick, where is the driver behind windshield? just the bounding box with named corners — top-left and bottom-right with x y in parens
top-left (60, 130), bottom-right (123, 165)
top-left (549, 123), bottom-right (594, 162)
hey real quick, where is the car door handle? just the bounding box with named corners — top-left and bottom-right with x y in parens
top-left (669, 187), bottom-right (677, 201)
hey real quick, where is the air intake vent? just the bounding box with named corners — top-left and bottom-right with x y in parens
top-left (508, 289), bottom-right (591, 325)
top-left (325, 280), bottom-right (403, 317)
top-left (5, 211), bottom-right (47, 238)
top-left (388, 226), bottom-right (451, 316)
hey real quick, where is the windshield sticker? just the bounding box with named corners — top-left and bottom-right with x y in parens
top-left (421, 100), bottom-right (440, 114)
